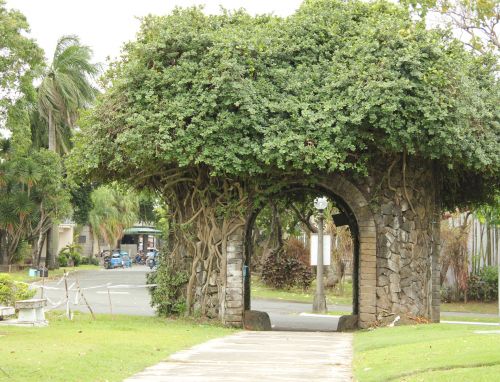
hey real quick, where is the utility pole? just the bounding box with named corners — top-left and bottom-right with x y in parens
top-left (313, 197), bottom-right (327, 313)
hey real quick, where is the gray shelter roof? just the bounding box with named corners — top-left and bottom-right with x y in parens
top-left (123, 227), bottom-right (162, 235)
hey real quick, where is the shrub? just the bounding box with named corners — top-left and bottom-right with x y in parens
top-left (261, 239), bottom-right (313, 290)
top-left (440, 285), bottom-right (453, 303)
top-left (80, 256), bottom-right (99, 266)
top-left (11, 241), bottom-right (31, 265)
top-left (0, 274), bottom-right (36, 306)
top-left (147, 258), bottom-right (188, 316)
top-left (57, 252), bottom-right (69, 267)
top-left (58, 244), bottom-right (82, 267)
top-left (71, 252), bottom-right (82, 266)
top-left (467, 266), bottom-right (498, 302)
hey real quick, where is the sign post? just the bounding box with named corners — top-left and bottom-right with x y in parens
top-left (313, 197), bottom-right (328, 313)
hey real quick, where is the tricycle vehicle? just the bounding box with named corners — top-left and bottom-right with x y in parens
top-left (104, 250), bottom-right (132, 269)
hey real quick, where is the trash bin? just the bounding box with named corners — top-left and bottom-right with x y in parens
top-left (28, 268), bottom-right (39, 277)
top-left (38, 268), bottom-right (48, 277)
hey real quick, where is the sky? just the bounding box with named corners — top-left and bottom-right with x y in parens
top-left (6, 0), bottom-right (304, 65)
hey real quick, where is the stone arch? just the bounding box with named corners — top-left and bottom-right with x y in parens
top-left (223, 174), bottom-right (377, 329)
top-left (315, 175), bottom-right (377, 329)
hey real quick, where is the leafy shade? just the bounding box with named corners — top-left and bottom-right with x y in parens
top-left (70, 0), bottom-right (499, 208)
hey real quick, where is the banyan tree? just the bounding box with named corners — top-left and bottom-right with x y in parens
top-left (70, 0), bottom-right (499, 328)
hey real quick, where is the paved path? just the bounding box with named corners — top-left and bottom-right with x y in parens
top-left (124, 331), bottom-right (353, 382)
top-left (252, 299), bottom-right (342, 331)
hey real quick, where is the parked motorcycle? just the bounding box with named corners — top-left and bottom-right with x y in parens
top-left (146, 249), bottom-right (158, 270)
top-left (134, 254), bottom-right (146, 265)
top-left (103, 255), bottom-right (111, 269)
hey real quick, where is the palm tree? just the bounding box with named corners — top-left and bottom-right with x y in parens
top-left (37, 35), bottom-right (99, 268)
top-left (88, 186), bottom-right (139, 253)
top-left (38, 35), bottom-right (99, 152)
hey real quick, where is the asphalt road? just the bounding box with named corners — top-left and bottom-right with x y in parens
top-left (36, 266), bottom-right (156, 316)
top-left (35, 267), bottom-right (344, 331)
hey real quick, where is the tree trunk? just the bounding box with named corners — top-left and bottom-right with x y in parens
top-left (486, 223), bottom-right (491, 266)
top-left (35, 231), bottom-right (47, 266)
top-left (46, 110), bottom-right (59, 269)
top-left (48, 110), bottom-right (56, 152)
top-left (0, 229), bottom-right (7, 266)
top-left (46, 226), bottom-right (59, 269)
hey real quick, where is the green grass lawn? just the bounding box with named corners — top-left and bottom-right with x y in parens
top-left (4, 265), bottom-right (100, 283)
top-left (251, 276), bottom-right (353, 306)
top-left (442, 302), bottom-right (498, 315)
top-left (354, 323), bottom-right (500, 382)
top-left (0, 312), bottom-right (235, 382)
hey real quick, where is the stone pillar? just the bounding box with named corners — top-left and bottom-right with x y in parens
top-left (370, 161), bottom-right (437, 325)
top-left (222, 229), bottom-right (244, 327)
top-left (431, 179), bottom-right (441, 323)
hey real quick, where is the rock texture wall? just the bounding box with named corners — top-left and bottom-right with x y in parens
top-left (358, 159), bottom-right (440, 325)
top-left (215, 157), bottom-right (440, 329)
top-left (222, 230), bottom-right (245, 326)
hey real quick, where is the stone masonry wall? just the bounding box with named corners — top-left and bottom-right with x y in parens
top-left (222, 230), bottom-right (245, 326)
top-left (355, 158), bottom-right (439, 325)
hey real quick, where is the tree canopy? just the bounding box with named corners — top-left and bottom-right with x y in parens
top-left (71, 0), bottom-right (499, 208)
top-left (0, 0), bottom-right (43, 119)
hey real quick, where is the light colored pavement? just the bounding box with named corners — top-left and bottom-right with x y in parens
top-left (252, 299), bottom-right (342, 331)
top-left (124, 331), bottom-right (353, 382)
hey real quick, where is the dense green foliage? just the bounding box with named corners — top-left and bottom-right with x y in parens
top-left (147, 260), bottom-right (188, 315)
top-left (70, 183), bottom-right (94, 225)
top-left (0, 273), bottom-right (35, 306)
top-left (1, 3), bottom-right (98, 266)
top-left (467, 265), bottom-right (498, 302)
top-left (0, 147), bottom-right (71, 264)
top-left (57, 243), bottom-right (82, 267)
top-left (71, 0), bottom-right (499, 208)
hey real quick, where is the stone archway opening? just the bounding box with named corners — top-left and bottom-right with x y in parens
top-left (237, 176), bottom-right (377, 331)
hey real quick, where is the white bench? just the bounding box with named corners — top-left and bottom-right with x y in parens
top-left (15, 299), bottom-right (47, 323)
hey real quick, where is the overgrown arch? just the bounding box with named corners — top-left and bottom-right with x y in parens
top-left (240, 174), bottom-right (377, 329)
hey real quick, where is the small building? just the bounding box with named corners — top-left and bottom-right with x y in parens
top-left (121, 226), bottom-right (162, 258)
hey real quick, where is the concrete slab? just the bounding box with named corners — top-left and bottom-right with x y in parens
top-left (124, 331), bottom-right (353, 382)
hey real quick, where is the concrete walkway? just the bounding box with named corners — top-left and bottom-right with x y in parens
top-left (124, 331), bottom-right (353, 382)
